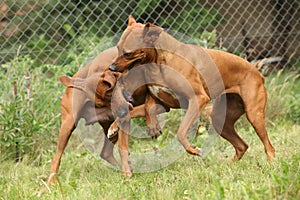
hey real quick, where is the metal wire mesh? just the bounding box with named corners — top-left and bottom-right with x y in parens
top-left (1, 0), bottom-right (299, 71)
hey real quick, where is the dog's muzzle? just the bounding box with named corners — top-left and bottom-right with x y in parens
top-left (113, 89), bottom-right (134, 118)
top-left (109, 63), bottom-right (118, 72)
top-left (114, 102), bottom-right (133, 118)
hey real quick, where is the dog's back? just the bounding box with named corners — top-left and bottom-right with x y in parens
top-left (204, 49), bottom-right (264, 87)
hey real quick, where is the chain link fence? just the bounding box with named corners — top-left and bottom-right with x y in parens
top-left (1, 0), bottom-right (299, 71)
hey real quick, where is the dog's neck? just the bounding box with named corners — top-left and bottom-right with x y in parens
top-left (154, 31), bottom-right (183, 54)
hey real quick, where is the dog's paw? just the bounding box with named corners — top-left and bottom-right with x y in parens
top-left (123, 171), bottom-right (133, 178)
top-left (186, 145), bottom-right (203, 157)
top-left (108, 122), bottom-right (119, 138)
top-left (146, 123), bottom-right (162, 137)
top-left (196, 147), bottom-right (203, 157)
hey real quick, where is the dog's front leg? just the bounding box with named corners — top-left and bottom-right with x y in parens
top-left (177, 95), bottom-right (209, 156)
top-left (145, 94), bottom-right (165, 137)
top-left (108, 105), bottom-right (147, 139)
top-left (100, 122), bottom-right (119, 166)
top-left (117, 116), bottom-right (132, 177)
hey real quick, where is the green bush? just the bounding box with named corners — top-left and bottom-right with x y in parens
top-left (0, 36), bottom-right (114, 162)
top-left (0, 55), bottom-right (64, 161)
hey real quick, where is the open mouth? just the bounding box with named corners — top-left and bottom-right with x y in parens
top-left (122, 89), bottom-right (134, 110)
top-left (127, 102), bottom-right (133, 110)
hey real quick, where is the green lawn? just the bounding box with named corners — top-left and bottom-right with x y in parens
top-left (1, 122), bottom-right (299, 200)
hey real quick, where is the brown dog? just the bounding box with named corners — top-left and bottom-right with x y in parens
top-left (108, 16), bottom-right (275, 176)
top-left (46, 46), bottom-right (165, 186)
top-left (46, 47), bottom-right (121, 186)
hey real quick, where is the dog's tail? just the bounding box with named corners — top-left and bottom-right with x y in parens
top-left (253, 56), bottom-right (283, 74)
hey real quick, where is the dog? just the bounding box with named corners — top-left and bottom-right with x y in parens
top-left (46, 45), bottom-right (167, 186)
top-left (46, 47), bottom-right (120, 186)
top-left (108, 16), bottom-right (275, 176)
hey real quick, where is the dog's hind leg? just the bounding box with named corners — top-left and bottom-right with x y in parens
top-left (39, 115), bottom-right (75, 196)
top-left (241, 82), bottom-right (275, 162)
top-left (47, 89), bottom-right (84, 185)
top-left (212, 93), bottom-right (248, 161)
top-left (47, 114), bottom-right (76, 185)
top-left (177, 94), bottom-right (210, 156)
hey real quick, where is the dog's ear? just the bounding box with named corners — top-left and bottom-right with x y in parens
top-left (143, 22), bottom-right (163, 44)
top-left (98, 71), bottom-right (119, 95)
top-left (59, 75), bottom-right (71, 87)
top-left (102, 74), bottom-right (113, 90)
top-left (128, 15), bottom-right (137, 26)
top-left (96, 71), bottom-right (120, 99)
top-left (59, 75), bottom-right (86, 90)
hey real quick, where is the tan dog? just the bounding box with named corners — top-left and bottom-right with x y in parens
top-left (46, 46), bottom-right (165, 186)
top-left (109, 16), bottom-right (275, 176)
top-left (46, 47), bottom-right (120, 186)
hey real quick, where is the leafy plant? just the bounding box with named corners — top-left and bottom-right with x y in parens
top-left (193, 29), bottom-right (227, 50)
top-left (0, 55), bottom-right (64, 161)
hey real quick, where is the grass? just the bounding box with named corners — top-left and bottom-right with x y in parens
top-left (0, 122), bottom-right (299, 199)
top-left (0, 55), bottom-right (299, 199)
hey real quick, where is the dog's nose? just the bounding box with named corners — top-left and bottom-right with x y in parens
top-left (109, 63), bottom-right (117, 71)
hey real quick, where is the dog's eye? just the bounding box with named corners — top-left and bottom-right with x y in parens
top-left (123, 52), bottom-right (132, 58)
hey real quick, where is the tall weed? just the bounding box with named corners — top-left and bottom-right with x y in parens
top-left (265, 69), bottom-right (300, 124)
top-left (0, 55), bottom-right (66, 162)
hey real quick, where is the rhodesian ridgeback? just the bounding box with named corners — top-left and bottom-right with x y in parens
top-left (46, 47), bottom-right (120, 186)
top-left (46, 46), bottom-right (165, 186)
top-left (108, 16), bottom-right (275, 176)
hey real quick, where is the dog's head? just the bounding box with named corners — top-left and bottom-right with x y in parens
top-left (60, 70), bottom-right (121, 107)
top-left (109, 16), bottom-right (163, 73)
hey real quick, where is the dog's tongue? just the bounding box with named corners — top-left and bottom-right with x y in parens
top-left (128, 102), bottom-right (133, 110)
top-left (122, 90), bottom-right (134, 110)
